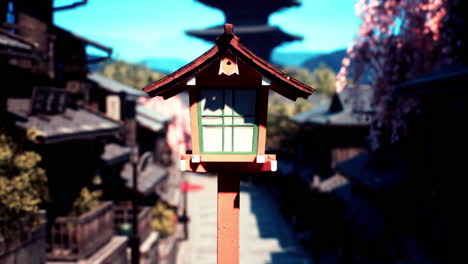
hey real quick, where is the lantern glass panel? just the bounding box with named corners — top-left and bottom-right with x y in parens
top-left (202, 126), bottom-right (223, 152)
top-left (233, 127), bottom-right (254, 152)
top-left (234, 89), bottom-right (256, 116)
top-left (199, 87), bottom-right (258, 154)
top-left (201, 89), bottom-right (223, 115)
top-left (233, 117), bottom-right (255, 125)
top-left (223, 89), bottom-right (233, 115)
top-left (224, 117), bottom-right (232, 124)
top-left (202, 117), bottom-right (223, 125)
top-left (224, 126), bottom-right (233, 152)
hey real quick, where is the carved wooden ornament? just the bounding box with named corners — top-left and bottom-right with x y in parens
top-left (219, 54), bottom-right (239, 76)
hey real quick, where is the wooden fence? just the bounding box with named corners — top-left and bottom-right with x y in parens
top-left (46, 201), bottom-right (114, 261)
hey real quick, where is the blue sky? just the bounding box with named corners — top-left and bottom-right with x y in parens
top-left (54, 0), bottom-right (361, 63)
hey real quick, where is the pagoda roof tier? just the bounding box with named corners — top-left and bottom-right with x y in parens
top-left (144, 24), bottom-right (313, 101)
top-left (187, 24), bottom-right (302, 41)
top-left (197, 0), bottom-right (300, 25)
top-left (187, 25), bottom-right (302, 60)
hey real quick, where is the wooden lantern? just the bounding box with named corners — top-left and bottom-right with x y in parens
top-left (143, 24), bottom-right (314, 173)
top-left (143, 24), bottom-right (314, 264)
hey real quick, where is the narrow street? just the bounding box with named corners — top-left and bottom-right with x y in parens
top-left (176, 172), bottom-right (312, 264)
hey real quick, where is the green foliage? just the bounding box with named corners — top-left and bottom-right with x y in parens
top-left (0, 133), bottom-right (48, 239)
top-left (26, 128), bottom-right (42, 144)
top-left (150, 200), bottom-right (177, 238)
top-left (282, 66), bottom-right (315, 87)
top-left (282, 63), bottom-right (337, 97)
top-left (267, 93), bottom-right (314, 155)
top-left (311, 63), bottom-right (337, 97)
top-left (68, 187), bottom-right (102, 217)
top-left (97, 60), bottom-right (165, 89)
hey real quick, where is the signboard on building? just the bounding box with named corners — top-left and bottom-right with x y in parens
top-left (31, 86), bottom-right (68, 115)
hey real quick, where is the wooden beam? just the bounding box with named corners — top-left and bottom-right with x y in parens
top-left (257, 86), bottom-right (269, 155)
top-left (189, 86), bottom-right (200, 154)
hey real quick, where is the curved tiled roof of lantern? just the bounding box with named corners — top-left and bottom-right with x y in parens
top-left (143, 24), bottom-right (315, 101)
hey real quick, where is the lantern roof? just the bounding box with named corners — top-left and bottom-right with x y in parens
top-left (143, 24), bottom-right (315, 101)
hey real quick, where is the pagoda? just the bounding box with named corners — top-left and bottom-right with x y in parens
top-left (187, 0), bottom-right (303, 61)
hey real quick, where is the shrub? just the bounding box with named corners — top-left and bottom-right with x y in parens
top-left (0, 133), bottom-right (48, 239)
top-left (150, 200), bottom-right (177, 238)
top-left (68, 187), bottom-right (102, 217)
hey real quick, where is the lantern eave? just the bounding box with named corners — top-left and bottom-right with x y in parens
top-left (142, 24), bottom-right (315, 100)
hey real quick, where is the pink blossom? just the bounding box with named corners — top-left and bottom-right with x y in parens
top-left (335, 0), bottom-right (454, 147)
top-left (139, 95), bottom-right (191, 157)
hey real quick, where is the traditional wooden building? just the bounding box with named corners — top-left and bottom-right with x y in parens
top-left (294, 66), bottom-right (468, 264)
top-left (88, 72), bottom-right (173, 199)
top-left (1, 1), bottom-right (129, 263)
top-left (292, 88), bottom-right (372, 183)
top-left (89, 72), bottom-right (182, 264)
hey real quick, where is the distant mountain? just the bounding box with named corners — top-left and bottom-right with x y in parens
top-left (302, 49), bottom-right (373, 83)
top-left (271, 51), bottom-right (321, 67)
top-left (140, 58), bottom-right (189, 74)
top-left (301, 49), bottom-right (347, 73)
top-left (135, 49), bottom-right (344, 76)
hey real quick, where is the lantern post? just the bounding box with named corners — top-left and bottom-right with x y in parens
top-left (142, 24), bottom-right (314, 263)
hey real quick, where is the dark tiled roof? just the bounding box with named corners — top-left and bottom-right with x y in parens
top-left (293, 88), bottom-right (373, 126)
top-left (0, 34), bottom-right (32, 50)
top-left (121, 162), bottom-right (168, 196)
top-left (396, 64), bottom-right (468, 95)
top-left (311, 174), bottom-right (350, 193)
top-left (53, 26), bottom-right (112, 55)
top-left (0, 28), bottom-right (36, 50)
top-left (88, 72), bottom-right (147, 97)
top-left (101, 143), bottom-right (130, 165)
top-left (336, 150), bottom-right (408, 192)
top-left (136, 105), bottom-right (171, 132)
top-left (301, 109), bottom-right (370, 126)
top-left (8, 99), bottom-right (119, 144)
top-left (0, 29), bottom-right (43, 60)
top-left (144, 24), bottom-right (314, 100)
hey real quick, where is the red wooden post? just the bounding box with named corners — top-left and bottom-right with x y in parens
top-left (217, 172), bottom-right (240, 264)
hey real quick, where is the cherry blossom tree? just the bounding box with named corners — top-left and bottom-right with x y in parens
top-left (336, 0), bottom-right (465, 147)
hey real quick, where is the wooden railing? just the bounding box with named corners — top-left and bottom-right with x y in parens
top-left (114, 201), bottom-right (152, 241)
top-left (46, 201), bottom-right (114, 261)
top-left (0, 211), bottom-right (46, 264)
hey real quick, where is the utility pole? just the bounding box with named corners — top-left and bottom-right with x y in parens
top-left (123, 92), bottom-right (140, 264)
top-left (130, 135), bottom-right (140, 264)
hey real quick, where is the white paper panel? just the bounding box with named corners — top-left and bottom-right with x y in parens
top-left (233, 117), bottom-right (255, 125)
top-left (224, 127), bottom-right (232, 152)
top-left (224, 117), bottom-right (232, 125)
top-left (233, 126), bottom-right (254, 152)
top-left (234, 89), bottom-right (256, 116)
top-left (202, 117), bottom-right (222, 125)
top-left (223, 88), bottom-right (233, 115)
top-left (106, 95), bottom-right (121, 121)
top-left (203, 126), bottom-right (222, 152)
top-left (201, 89), bottom-right (223, 115)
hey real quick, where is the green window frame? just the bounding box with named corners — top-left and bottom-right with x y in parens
top-left (198, 87), bottom-right (258, 154)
